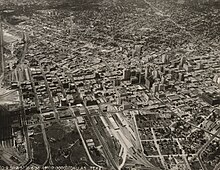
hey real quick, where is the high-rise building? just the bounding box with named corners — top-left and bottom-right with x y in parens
top-left (179, 73), bottom-right (184, 81)
top-left (135, 69), bottom-right (142, 83)
top-left (135, 45), bottom-right (142, 57)
top-left (162, 55), bottom-right (167, 63)
top-left (131, 49), bottom-right (136, 58)
top-left (161, 76), bottom-right (165, 84)
top-left (197, 62), bottom-right (203, 69)
top-left (180, 56), bottom-right (186, 66)
top-left (131, 69), bottom-right (136, 77)
top-left (145, 65), bottom-right (151, 79)
top-left (183, 63), bottom-right (193, 72)
top-left (158, 84), bottom-right (165, 91)
top-left (61, 98), bottom-right (68, 106)
top-left (113, 78), bottom-right (121, 87)
top-left (153, 70), bottom-right (159, 79)
top-left (159, 65), bottom-right (164, 73)
top-left (146, 77), bottom-right (154, 90)
top-left (130, 76), bottom-right (138, 84)
top-left (123, 69), bottom-right (131, 80)
top-left (139, 72), bottom-right (145, 84)
top-left (152, 83), bottom-right (159, 93)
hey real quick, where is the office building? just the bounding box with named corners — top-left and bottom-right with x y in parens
top-left (123, 69), bottom-right (131, 80)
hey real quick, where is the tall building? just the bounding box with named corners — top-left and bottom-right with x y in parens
top-left (197, 62), bottom-right (203, 69)
top-left (145, 65), bottom-right (150, 79)
top-left (146, 77), bottom-right (154, 90)
top-left (135, 69), bottom-right (141, 83)
top-left (139, 72), bottom-right (145, 84)
top-left (162, 55), bottom-right (167, 64)
top-left (153, 70), bottom-right (159, 79)
top-left (113, 78), bottom-right (121, 87)
top-left (158, 84), bottom-right (165, 91)
top-left (179, 73), bottom-right (184, 81)
top-left (135, 45), bottom-right (143, 57)
top-left (161, 75), bottom-right (165, 84)
top-left (131, 49), bottom-right (136, 58)
top-left (152, 83), bottom-right (159, 93)
top-left (123, 69), bottom-right (131, 80)
top-left (180, 56), bottom-right (186, 66)
top-left (130, 76), bottom-right (138, 84)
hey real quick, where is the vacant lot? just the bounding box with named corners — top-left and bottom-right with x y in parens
top-left (47, 122), bottom-right (91, 166)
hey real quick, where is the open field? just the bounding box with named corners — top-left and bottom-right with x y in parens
top-left (46, 122), bottom-right (91, 166)
top-left (30, 134), bottom-right (47, 165)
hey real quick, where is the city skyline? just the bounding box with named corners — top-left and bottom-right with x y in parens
top-left (0, 0), bottom-right (220, 170)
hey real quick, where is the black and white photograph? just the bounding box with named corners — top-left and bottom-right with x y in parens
top-left (0, 0), bottom-right (220, 169)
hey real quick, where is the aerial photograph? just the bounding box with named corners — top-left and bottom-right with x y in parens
top-left (0, 0), bottom-right (220, 170)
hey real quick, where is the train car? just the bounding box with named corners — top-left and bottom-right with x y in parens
top-left (105, 127), bottom-right (114, 137)
top-left (109, 117), bottom-right (119, 130)
top-left (100, 116), bottom-right (109, 128)
top-left (115, 112), bottom-right (126, 127)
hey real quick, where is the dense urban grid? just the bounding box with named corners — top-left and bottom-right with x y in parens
top-left (0, 0), bottom-right (220, 170)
